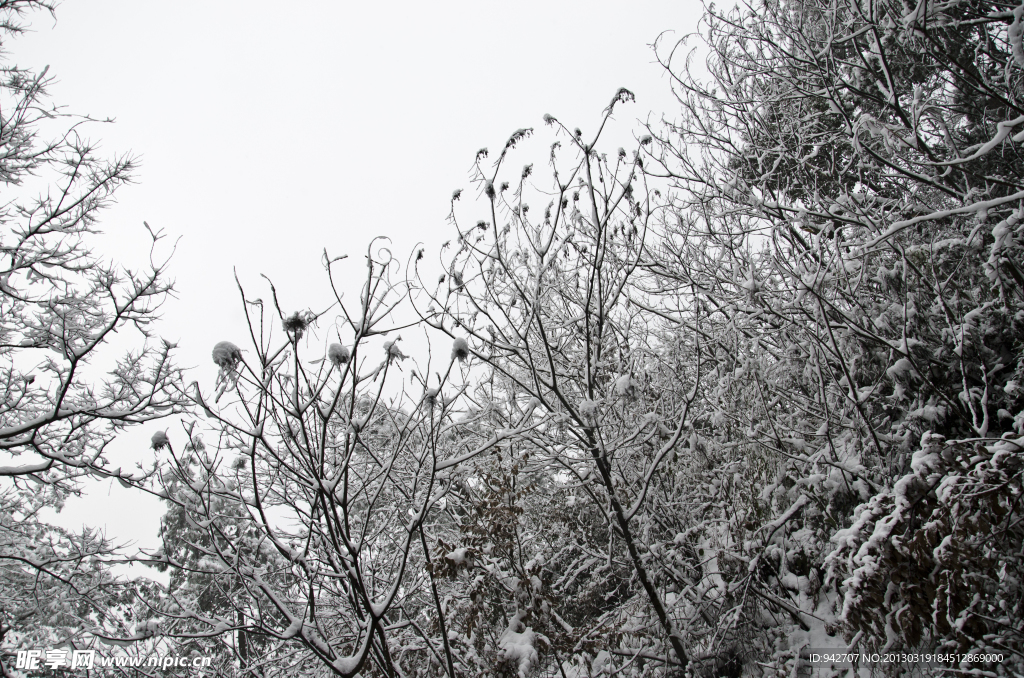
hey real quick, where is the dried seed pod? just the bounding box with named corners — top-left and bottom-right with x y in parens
top-left (283, 312), bottom-right (308, 339)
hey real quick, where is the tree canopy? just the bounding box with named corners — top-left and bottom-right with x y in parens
top-left (2, 0), bottom-right (1023, 676)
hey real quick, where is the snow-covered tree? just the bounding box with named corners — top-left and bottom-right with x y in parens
top-left (54, 0), bottom-right (1021, 672)
top-left (0, 0), bottom-right (184, 666)
top-left (641, 0), bottom-right (1024, 671)
top-left (409, 0), bottom-right (1024, 670)
top-left (415, 101), bottom-right (708, 675)
top-left (141, 245), bottom-right (518, 678)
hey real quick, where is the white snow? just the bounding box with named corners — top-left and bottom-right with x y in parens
top-left (499, 610), bottom-right (543, 678)
top-left (282, 617), bottom-right (303, 639)
top-left (445, 548), bottom-right (470, 565)
top-left (1010, 4), bottom-right (1024, 67)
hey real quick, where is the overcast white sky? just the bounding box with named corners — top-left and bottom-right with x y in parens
top-left (12, 0), bottom-right (702, 574)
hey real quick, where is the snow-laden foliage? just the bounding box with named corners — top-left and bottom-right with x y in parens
top-left (137, 0), bottom-right (1024, 674)
top-left (828, 433), bottom-right (1023, 659)
top-left (638, 0), bottom-right (1024, 671)
top-left (390, 0), bottom-right (1024, 673)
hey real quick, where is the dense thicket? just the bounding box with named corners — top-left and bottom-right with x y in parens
top-left (410, 0), bottom-right (1024, 672)
top-left (3, 0), bottom-right (1022, 675)
top-left (146, 0), bottom-right (1023, 674)
top-left (641, 0), bottom-right (1024, 669)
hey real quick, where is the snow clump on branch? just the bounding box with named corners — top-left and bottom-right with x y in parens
top-left (613, 374), bottom-right (636, 400)
top-left (499, 610), bottom-right (545, 678)
top-left (384, 338), bottom-right (407, 363)
top-left (212, 341), bottom-right (243, 371)
top-left (328, 343), bottom-right (350, 366)
top-left (134, 619), bottom-right (162, 638)
top-left (451, 337), bottom-right (470, 363)
top-left (151, 430), bottom-right (170, 451)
